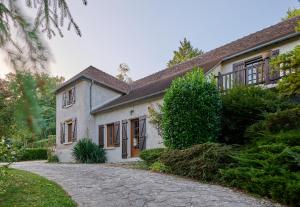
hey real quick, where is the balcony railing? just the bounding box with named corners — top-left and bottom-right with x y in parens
top-left (217, 59), bottom-right (295, 91)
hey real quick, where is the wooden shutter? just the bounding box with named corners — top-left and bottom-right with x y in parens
top-left (271, 49), bottom-right (280, 81)
top-left (233, 61), bottom-right (245, 86)
top-left (72, 86), bottom-right (76, 104)
top-left (139, 116), bottom-right (146, 151)
top-left (98, 125), bottom-right (104, 147)
top-left (121, 120), bottom-right (128, 158)
top-left (72, 118), bottom-right (77, 142)
top-left (62, 92), bottom-right (67, 108)
top-left (114, 121), bottom-right (120, 147)
top-left (60, 122), bottom-right (65, 144)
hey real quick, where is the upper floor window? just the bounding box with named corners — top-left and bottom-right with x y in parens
top-left (62, 86), bottom-right (76, 108)
top-left (245, 57), bottom-right (263, 85)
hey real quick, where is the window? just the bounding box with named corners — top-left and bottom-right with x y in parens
top-left (62, 86), bottom-right (75, 108)
top-left (60, 118), bottom-right (77, 144)
top-left (67, 122), bottom-right (73, 143)
top-left (245, 57), bottom-right (263, 84)
top-left (67, 89), bottom-right (73, 105)
top-left (107, 124), bottom-right (114, 147)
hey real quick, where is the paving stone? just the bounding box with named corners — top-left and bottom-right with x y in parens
top-left (12, 161), bottom-right (281, 207)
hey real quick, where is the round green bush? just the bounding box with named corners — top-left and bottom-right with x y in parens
top-left (220, 86), bottom-right (288, 144)
top-left (72, 138), bottom-right (106, 163)
top-left (162, 69), bottom-right (221, 149)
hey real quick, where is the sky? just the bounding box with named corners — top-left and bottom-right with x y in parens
top-left (0, 0), bottom-right (299, 81)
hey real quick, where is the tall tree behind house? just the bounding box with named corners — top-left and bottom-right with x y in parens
top-left (168, 38), bottom-right (204, 67)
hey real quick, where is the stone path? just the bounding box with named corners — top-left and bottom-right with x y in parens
top-left (12, 161), bottom-right (281, 207)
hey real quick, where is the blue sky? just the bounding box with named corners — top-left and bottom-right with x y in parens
top-left (0, 0), bottom-right (299, 80)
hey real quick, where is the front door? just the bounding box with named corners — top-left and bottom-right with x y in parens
top-left (131, 119), bottom-right (140, 157)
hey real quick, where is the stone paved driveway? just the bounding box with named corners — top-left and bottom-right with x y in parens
top-left (12, 161), bottom-right (280, 207)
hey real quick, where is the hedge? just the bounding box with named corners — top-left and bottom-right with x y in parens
top-left (220, 86), bottom-right (287, 144)
top-left (18, 148), bottom-right (48, 161)
top-left (162, 69), bottom-right (221, 149)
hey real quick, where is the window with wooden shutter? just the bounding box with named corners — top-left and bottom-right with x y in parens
top-left (114, 121), bottom-right (120, 147)
top-left (232, 61), bottom-right (246, 86)
top-left (98, 125), bottom-right (104, 147)
top-left (122, 120), bottom-right (128, 158)
top-left (139, 116), bottom-right (146, 151)
top-left (72, 86), bottom-right (76, 104)
top-left (107, 124), bottom-right (114, 147)
top-left (62, 92), bottom-right (67, 108)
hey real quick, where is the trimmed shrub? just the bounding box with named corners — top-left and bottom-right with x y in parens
top-left (18, 148), bottom-right (47, 161)
top-left (263, 107), bottom-right (300, 133)
top-left (220, 86), bottom-right (287, 144)
top-left (246, 107), bottom-right (300, 141)
top-left (139, 148), bottom-right (165, 165)
top-left (149, 161), bottom-right (169, 173)
top-left (72, 138), bottom-right (106, 163)
top-left (47, 154), bottom-right (59, 163)
top-left (233, 108), bottom-right (300, 206)
top-left (162, 69), bottom-right (222, 149)
top-left (160, 143), bottom-right (235, 181)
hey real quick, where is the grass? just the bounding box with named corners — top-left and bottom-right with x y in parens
top-left (0, 168), bottom-right (77, 207)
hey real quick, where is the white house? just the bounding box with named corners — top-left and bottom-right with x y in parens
top-left (56, 17), bottom-right (300, 162)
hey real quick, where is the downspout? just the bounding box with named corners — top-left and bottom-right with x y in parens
top-left (90, 80), bottom-right (94, 113)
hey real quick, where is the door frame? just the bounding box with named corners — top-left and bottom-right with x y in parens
top-left (130, 118), bottom-right (140, 157)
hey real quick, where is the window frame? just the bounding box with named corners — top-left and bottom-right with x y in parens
top-left (245, 56), bottom-right (263, 85)
top-left (106, 123), bottom-right (115, 147)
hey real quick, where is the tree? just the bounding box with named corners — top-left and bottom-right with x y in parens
top-left (282, 8), bottom-right (300, 20)
top-left (162, 69), bottom-right (221, 149)
top-left (0, 1), bottom-right (86, 136)
top-left (167, 38), bottom-right (204, 67)
top-left (116, 63), bottom-right (133, 83)
top-left (271, 45), bottom-right (300, 97)
top-left (0, 72), bottom-right (64, 143)
top-left (1, 0), bottom-right (87, 72)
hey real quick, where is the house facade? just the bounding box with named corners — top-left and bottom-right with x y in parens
top-left (56, 17), bottom-right (300, 162)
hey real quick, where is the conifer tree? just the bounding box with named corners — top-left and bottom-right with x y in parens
top-left (167, 38), bottom-right (204, 67)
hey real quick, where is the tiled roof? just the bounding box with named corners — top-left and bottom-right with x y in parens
top-left (76, 17), bottom-right (300, 114)
top-left (56, 66), bottom-right (130, 94)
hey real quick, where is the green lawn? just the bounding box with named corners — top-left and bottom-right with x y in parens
top-left (0, 168), bottom-right (76, 207)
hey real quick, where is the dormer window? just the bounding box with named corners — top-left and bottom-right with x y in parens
top-left (62, 86), bottom-right (76, 108)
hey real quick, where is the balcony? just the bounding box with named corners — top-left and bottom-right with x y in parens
top-left (217, 59), bottom-right (295, 91)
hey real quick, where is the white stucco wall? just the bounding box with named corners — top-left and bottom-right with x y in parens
top-left (55, 79), bottom-right (122, 162)
top-left (93, 97), bottom-right (164, 163)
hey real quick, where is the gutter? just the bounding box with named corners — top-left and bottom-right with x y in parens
top-left (91, 90), bottom-right (166, 114)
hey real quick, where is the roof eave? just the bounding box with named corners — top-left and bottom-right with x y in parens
top-left (55, 75), bottom-right (128, 94)
top-left (222, 32), bottom-right (300, 62)
top-left (91, 90), bottom-right (165, 115)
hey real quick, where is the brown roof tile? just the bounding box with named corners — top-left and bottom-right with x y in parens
top-left (91, 17), bottom-right (300, 114)
top-left (56, 66), bottom-right (130, 94)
